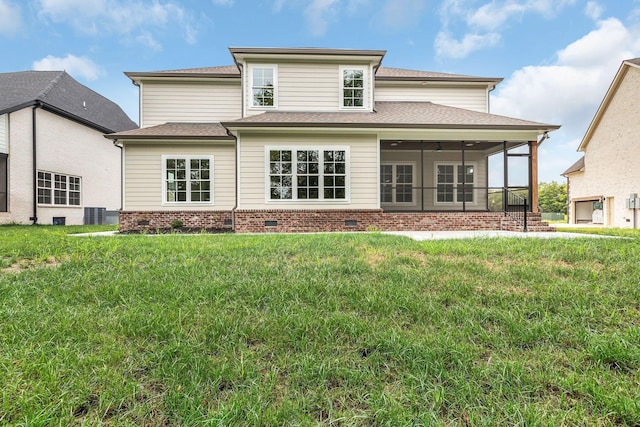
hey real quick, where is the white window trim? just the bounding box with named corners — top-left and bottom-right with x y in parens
top-left (380, 161), bottom-right (417, 207)
top-left (161, 155), bottom-right (214, 206)
top-left (339, 65), bottom-right (368, 110)
top-left (264, 146), bottom-right (351, 204)
top-left (433, 161), bottom-right (478, 206)
top-left (37, 170), bottom-right (82, 207)
top-left (248, 64), bottom-right (278, 110)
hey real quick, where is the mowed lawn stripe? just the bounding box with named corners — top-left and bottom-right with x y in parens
top-left (1, 225), bottom-right (639, 425)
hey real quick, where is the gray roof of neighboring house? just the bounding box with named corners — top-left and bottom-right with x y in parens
top-left (107, 122), bottom-right (233, 140)
top-left (626, 58), bottom-right (640, 66)
top-left (562, 156), bottom-right (585, 176)
top-left (223, 101), bottom-right (560, 131)
top-left (0, 71), bottom-right (137, 133)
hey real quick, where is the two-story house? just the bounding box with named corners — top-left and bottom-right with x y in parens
top-left (108, 47), bottom-right (559, 233)
top-left (1, 71), bottom-right (137, 225)
top-left (562, 58), bottom-right (640, 228)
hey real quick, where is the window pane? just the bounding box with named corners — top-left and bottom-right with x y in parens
top-left (380, 165), bottom-right (393, 203)
top-left (437, 184), bottom-right (454, 202)
top-left (343, 69), bottom-right (364, 107)
top-left (165, 157), bottom-right (211, 203)
top-left (253, 68), bottom-right (275, 106)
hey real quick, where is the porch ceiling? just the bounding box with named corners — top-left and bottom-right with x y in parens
top-left (380, 140), bottom-right (525, 154)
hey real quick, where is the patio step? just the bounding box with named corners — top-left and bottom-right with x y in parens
top-left (500, 213), bottom-right (556, 232)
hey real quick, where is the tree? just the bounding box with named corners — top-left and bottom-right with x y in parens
top-left (538, 181), bottom-right (567, 213)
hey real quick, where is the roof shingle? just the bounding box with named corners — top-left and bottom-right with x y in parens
top-left (222, 101), bottom-right (559, 131)
top-left (108, 122), bottom-right (232, 140)
top-left (376, 67), bottom-right (501, 83)
top-left (562, 156), bottom-right (585, 176)
top-left (0, 71), bottom-right (137, 132)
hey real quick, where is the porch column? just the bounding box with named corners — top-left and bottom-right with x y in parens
top-left (461, 141), bottom-right (466, 212)
top-left (503, 141), bottom-right (508, 211)
top-left (530, 140), bottom-right (539, 213)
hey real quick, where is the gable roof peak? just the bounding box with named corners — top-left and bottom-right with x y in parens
top-left (0, 70), bottom-right (137, 133)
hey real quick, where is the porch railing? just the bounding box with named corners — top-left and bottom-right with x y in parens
top-left (380, 186), bottom-right (529, 213)
top-left (503, 188), bottom-right (528, 232)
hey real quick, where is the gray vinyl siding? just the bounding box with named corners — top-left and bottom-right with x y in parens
top-left (244, 62), bottom-right (373, 116)
top-left (124, 142), bottom-right (236, 210)
top-left (141, 81), bottom-right (241, 128)
top-left (238, 132), bottom-right (378, 209)
top-left (375, 84), bottom-right (488, 113)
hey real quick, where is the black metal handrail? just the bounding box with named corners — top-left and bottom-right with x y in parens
top-left (503, 188), bottom-right (528, 232)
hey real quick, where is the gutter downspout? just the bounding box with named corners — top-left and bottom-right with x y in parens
top-left (230, 61), bottom-right (244, 233)
top-left (30, 103), bottom-right (41, 224)
top-left (112, 139), bottom-right (123, 211)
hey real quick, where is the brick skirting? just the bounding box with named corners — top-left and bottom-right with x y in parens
top-left (119, 209), bottom-right (550, 233)
top-left (119, 210), bottom-right (233, 233)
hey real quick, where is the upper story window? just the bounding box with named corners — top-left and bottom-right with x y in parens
top-left (341, 66), bottom-right (366, 109)
top-left (163, 155), bottom-right (213, 204)
top-left (251, 65), bottom-right (277, 108)
top-left (37, 171), bottom-right (81, 206)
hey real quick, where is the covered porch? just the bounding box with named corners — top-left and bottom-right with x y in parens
top-left (379, 139), bottom-right (540, 216)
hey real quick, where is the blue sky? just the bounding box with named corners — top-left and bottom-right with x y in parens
top-left (1, 0), bottom-right (639, 183)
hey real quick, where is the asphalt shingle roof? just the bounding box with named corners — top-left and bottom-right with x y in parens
top-left (562, 156), bottom-right (585, 176)
top-left (0, 71), bottom-right (137, 133)
top-left (223, 101), bottom-right (559, 131)
top-left (376, 67), bottom-right (502, 83)
top-left (125, 65), bottom-right (500, 83)
top-left (108, 122), bottom-right (232, 140)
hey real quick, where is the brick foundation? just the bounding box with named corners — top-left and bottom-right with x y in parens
top-left (119, 209), bottom-right (553, 233)
top-left (119, 210), bottom-right (233, 233)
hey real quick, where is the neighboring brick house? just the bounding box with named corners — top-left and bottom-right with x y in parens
top-left (563, 58), bottom-right (640, 228)
top-left (108, 47), bottom-right (559, 233)
top-left (0, 71), bottom-right (137, 225)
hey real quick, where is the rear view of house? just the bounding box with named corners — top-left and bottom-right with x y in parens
top-left (0, 71), bottom-right (137, 225)
top-left (563, 58), bottom-right (640, 228)
top-left (109, 47), bottom-right (559, 233)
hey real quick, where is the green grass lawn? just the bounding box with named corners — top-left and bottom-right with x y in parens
top-left (1, 225), bottom-right (639, 425)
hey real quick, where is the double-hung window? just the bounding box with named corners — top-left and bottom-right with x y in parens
top-left (251, 65), bottom-right (277, 108)
top-left (380, 163), bottom-right (415, 204)
top-left (268, 147), bottom-right (348, 201)
top-left (163, 155), bottom-right (213, 204)
top-left (435, 163), bottom-right (475, 204)
top-left (37, 171), bottom-right (81, 206)
top-left (341, 67), bottom-right (366, 108)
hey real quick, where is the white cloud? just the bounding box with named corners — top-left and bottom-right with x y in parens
top-left (584, 1), bottom-right (603, 21)
top-left (32, 54), bottom-right (105, 81)
top-left (437, 0), bottom-right (575, 59)
top-left (0, 0), bottom-right (22, 35)
top-left (135, 32), bottom-right (162, 52)
top-left (469, 0), bottom-right (576, 31)
top-left (36, 0), bottom-right (197, 46)
top-left (304, 0), bottom-right (340, 36)
top-left (434, 31), bottom-right (501, 58)
top-left (491, 16), bottom-right (640, 180)
top-left (372, 0), bottom-right (426, 30)
top-left (275, 0), bottom-right (371, 36)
